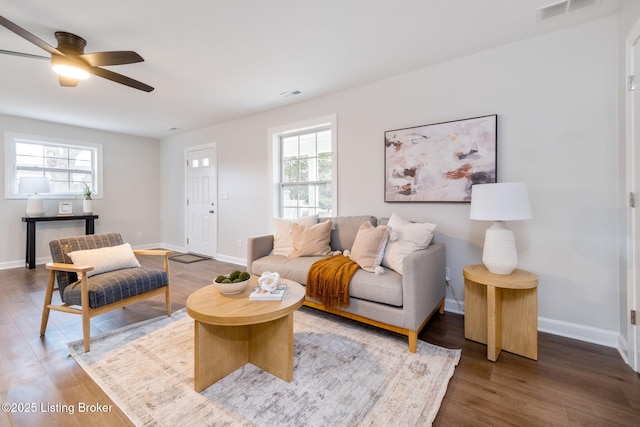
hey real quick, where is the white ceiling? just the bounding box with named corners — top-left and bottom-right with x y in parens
top-left (0, 0), bottom-right (621, 139)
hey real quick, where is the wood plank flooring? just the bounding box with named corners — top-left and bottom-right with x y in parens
top-left (1, 257), bottom-right (638, 426)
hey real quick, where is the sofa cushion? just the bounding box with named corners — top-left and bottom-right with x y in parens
top-left (68, 243), bottom-right (140, 278)
top-left (349, 268), bottom-right (402, 307)
top-left (349, 221), bottom-right (390, 273)
top-left (62, 267), bottom-right (168, 308)
top-left (251, 254), bottom-right (403, 307)
top-left (290, 220), bottom-right (333, 257)
top-left (319, 215), bottom-right (377, 252)
top-left (251, 254), bottom-right (325, 285)
top-left (382, 213), bottom-right (437, 275)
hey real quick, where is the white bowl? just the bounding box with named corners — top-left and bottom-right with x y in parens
top-left (213, 278), bottom-right (250, 295)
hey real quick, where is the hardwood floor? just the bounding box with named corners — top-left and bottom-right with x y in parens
top-left (1, 257), bottom-right (638, 426)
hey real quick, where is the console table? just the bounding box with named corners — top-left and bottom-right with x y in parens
top-left (22, 215), bottom-right (99, 269)
top-left (463, 264), bottom-right (538, 362)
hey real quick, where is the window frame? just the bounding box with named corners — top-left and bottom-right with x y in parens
top-left (268, 114), bottom-right (338, 219)
top-left (4, 132), bottom-right (103, 200)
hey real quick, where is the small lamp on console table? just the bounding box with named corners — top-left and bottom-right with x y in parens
top-left (470, 182), bottom-right (532, 275)
top-left (19, 176), bottom-right (51, 217)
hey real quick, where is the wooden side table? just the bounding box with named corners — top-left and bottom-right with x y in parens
top-left (463, 264), bottom-right (538, 362)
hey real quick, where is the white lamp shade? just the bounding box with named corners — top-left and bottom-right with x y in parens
top-left (470, 182), bottom-right (532, 275)
top-left (470, 182), bottom-right (532, 221)
top-left (19, 177), bottom-right (50, 217)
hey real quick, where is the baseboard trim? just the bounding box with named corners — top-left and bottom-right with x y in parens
top-left (444, 297), bottom-right (621, 349)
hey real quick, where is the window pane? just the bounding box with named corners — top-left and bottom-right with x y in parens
top-left (283, 159), bottom-right (299, 182)
top-left (318, 183), bottom-right (332, 210)
top-left (16, 155), bottom-right (44, 168)
top-left (281, 185), bottom-right (298, 207)
top-left (317, 130), bottom-right (331, 154)
top-left (299, 133), bottom-right (315, 158)
top-left (282, 207), bottom-right (298, 220)
top-left (318, 154), bottom-right (331, 181)
top-left (16, 143), bottom-right (43, 156)
top-left (298, 158), bottom-right (310, 182)
top-left (282, 136), bottom-right (299, 160)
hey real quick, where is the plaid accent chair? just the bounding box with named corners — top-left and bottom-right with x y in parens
top-left (41, 233), bottom-right (171, 352)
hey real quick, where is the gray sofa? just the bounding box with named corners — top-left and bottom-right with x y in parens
top-left (247, 215), bottom-right (446, 352)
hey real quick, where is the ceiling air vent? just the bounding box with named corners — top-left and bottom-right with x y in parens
top-left (537, 0), bottom-right (600, 21)
top-left (280, 89), bottom-right (302, 98)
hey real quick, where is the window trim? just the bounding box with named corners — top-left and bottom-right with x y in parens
top-left (268, 114), bottom-right (338, 219)
top-left (4, 132), bottom-right (104, 200)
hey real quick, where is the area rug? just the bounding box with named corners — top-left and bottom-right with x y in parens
top-left (68, 308), bottom-right (460, 426)
top-left (168, 253), bottom-right (211, 264)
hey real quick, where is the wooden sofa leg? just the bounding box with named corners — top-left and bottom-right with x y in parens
top-left (40, 270), bottom-right (56, 336)
top-left (408, 331), bottom-right (418, 353)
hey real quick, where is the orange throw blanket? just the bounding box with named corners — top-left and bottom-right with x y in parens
top-left (306, 255), bottom-right (360, 308)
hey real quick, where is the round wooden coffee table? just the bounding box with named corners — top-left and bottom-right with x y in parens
top-left (186, 277), bottom-right (305, 392)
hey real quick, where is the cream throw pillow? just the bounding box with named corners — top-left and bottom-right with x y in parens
top-left (382, 213), bottom-right (437, 275)
top-left (68, 243), bottom-right (140, 278)
top-left (272, 215), bottom-right (318, 256)
top-left (289, 220), bottom-right (333, 258)
top-left (349, 221), bottom-right (390, 273)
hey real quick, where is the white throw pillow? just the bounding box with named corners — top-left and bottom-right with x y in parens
top-left (349, 221), bottom-right (390, 273)
top-left (382, 213), bottom-right (437, 275)
top-left (68, 243), bottom-right (140, 277)
top-left (272, 215), bottom-right (318, 256)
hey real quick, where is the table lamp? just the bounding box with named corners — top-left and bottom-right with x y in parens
top-left (470, 182), bottom-right (532, 275)
top-left (19, 177), bottom-right (51, 217)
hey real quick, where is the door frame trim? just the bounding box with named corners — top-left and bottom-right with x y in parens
top-left (184, 142), bottom-right (217, 256)
top-left (625, 17), bottom-right (640, 373)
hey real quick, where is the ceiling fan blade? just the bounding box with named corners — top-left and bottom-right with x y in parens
top-left (89, 66), bottom-right (154, 92)
top-left (58, 75), bottom-right (79, 87)
top-left (0, 49), bottom-right (49, 60)
top-left (80, 51), bottom-right (144, 67)
top-left (0, 15), bottom-right (63, 56)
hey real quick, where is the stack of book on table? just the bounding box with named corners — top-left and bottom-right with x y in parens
top-left (249, 284), bottom-right (287, 301)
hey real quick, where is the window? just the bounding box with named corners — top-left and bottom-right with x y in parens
top-left (269, 115), bottom-right (337, 219)
top-left (4, 132), bottom-right (103, 199)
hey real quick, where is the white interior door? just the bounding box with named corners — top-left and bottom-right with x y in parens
top-left (626, 20), bottom-right (640, 373)
top-left (186, 146), bottom-right (217, 257)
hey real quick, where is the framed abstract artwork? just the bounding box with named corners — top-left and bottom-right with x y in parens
top-left (384, 114), bottom-right (497, 203)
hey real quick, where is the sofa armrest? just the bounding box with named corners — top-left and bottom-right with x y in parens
top-left (247, 235), bottom-right (274, 274)
top-left (400, 242), bottom-right (446, 330)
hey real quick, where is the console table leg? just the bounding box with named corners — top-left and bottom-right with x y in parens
top-left (26, 221), bottom-right (36, 269)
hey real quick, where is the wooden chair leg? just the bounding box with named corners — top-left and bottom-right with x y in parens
top-left (82, 310), bottom-right (91, 352)
top-left (80, 276), bottom-right (91, 352)
top-left (40, 270), bottom-right (56, 336)
top-left (165, 287), bottom-right (172, 316)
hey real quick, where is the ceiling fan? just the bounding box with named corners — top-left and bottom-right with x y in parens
top-left (0, 15), bottom-right (154, 92)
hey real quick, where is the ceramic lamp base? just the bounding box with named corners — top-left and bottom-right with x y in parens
top-left (482, 221), bottom-right (518, 275)
top-left (25, 195), bottom-right (45, 217)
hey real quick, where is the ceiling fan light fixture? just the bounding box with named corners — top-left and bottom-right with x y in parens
top-left (52, 63), bottom-right (90, 80)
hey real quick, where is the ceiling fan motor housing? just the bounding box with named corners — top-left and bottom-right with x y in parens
top-left (54, 32), bottom-right (86, 55)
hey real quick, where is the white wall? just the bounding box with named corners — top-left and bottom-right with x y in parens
top-left (0, 113), bottom-right (162, 268)
top-left (161, 16), bottom-right (621, 345)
